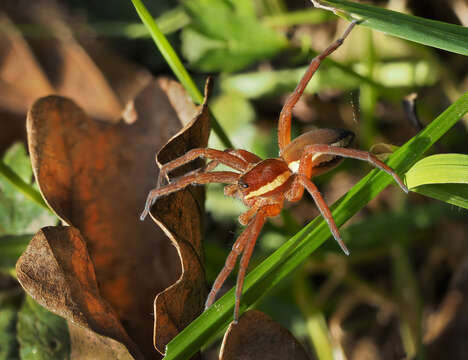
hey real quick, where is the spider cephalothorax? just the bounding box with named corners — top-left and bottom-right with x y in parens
top-left (141, 20), bottom-right (408, 322)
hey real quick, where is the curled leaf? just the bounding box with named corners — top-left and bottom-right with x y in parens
top-left (369, 142), bottom-right (399, 161)
top-left (16, 226), bottom-right (142, 359)
top-left (150, 78), bottom-right (212, 354)
top-left (22, 78), bottom-right (200, 357)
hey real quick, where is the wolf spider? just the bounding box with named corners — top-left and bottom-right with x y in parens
top-left (141, 20), bottom-right (408, 323)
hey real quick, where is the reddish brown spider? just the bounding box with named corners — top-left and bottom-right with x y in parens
top-left (140, 20), bottom-right (408, 323)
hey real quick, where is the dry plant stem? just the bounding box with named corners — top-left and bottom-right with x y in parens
top-left (142, 19), bottom-right (407, 323)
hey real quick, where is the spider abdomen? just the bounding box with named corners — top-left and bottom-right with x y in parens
top-left (282, 128), bottom-right (354, 174)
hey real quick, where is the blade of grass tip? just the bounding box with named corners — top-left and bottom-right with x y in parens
top-left (317, 0), bottom-right (468, 56)
top-left (0, 159), bottom-right (50, 212)
top-left (391, 241), bottom-right (423, 358)
top-left (130, 0), bottom-right (233, 148)
top-left (164, 91), bottom-right (468, 360)
top-left (294, 269), bottom-right (335, 360)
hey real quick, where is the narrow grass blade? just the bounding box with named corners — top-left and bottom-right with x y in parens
top-left (164, 93), bottom-right (468, 359)
top-left (294, 270), bottom-right (335, 360)
top-left (0, 160), bottom-right (49, 211)
top-left (412, 184), bottom-right (468, 210)
top-left (319, 0), bottom-right (468, 55)
top-left (130, 0), bottom-right (233, 148)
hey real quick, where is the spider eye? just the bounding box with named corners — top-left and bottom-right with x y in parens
top-left (239, 180), bottom-right (249, 189)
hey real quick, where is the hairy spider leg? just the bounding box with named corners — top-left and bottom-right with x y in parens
top-left (278, 20), bottom-right (359, 153)
top-left (178, 159), bottom-right (220, 179)
top-left (204, 211), bottom-right (258, 308)
top-left (303, 144), bottom-right (409, 193)
top-left (299, 175), bottom-right (350, 255)
top-left (226, 149), bottom-right (263, 164)
top-left (157, 148), bottom-right (249, 187)
top-left (200, 149), bottom-right (262, 176)
top-left (140, 171), bottom-right (240, 220)
top-left (285, 147), bottom-right (350, 253)
top-left (233, 210), bottom-right (267, 322)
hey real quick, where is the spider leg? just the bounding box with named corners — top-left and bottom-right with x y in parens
top-left (140, 171), bottom-right (240, 220)
top-left (237, 206), bottom-right (257, 226)
top-left (192, 149), bottom-right (262, 177)
top-left (182, 159), bottom-right (220, 178)
top-left (285, 150), bottom-right (316, 202)
top-left (226, 149), bottom-right (262, 165)
top-left (304, 144), bottom-right (409, 193)
top-left (233, 210), bottom-right (267, 322)
top-left (278, 20), bottom-right (358, 153)
top-left (158, 148), bottom-right (249, 187)
top-left (205, 208), bottom-right (267, 323)
top-left (298, 174), bottom-right (350, 255)
top-left (237, 197), bottom-right (283, 225)
top-left (204, 211), bottom-right (257, 308)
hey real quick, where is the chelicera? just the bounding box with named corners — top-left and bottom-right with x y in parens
top-left (140, 20), bottom-right (408, 323)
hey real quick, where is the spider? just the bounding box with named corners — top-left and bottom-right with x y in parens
top-left (140, 20), bottom-right (408, 323)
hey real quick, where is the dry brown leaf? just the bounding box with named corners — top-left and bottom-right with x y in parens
top-left (16, 226), bottom-right (142, 360)
top-left (220, 310), bottom-right (310, 360)
top-left (22, 77), bottom-right (202, 357)
top-left (149, 78), bottom-right (212, 355)
top-left (68, 323), bottom-right (135, 360)
top-left (0, 1), bottom-right (152, 153)
top-left (0, 13), bottom-right (54, 113)
top-left (0, 13), bottom-right (53, 152)
top-left (6, 1), bottom-right (148, 122)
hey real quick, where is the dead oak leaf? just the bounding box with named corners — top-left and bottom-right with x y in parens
top-left (0, 3), bottom-right (152, 154)
top-left (1, 0), bottom-right (152, 122)
top-left (16, 226), bottom-right (142, 360)
top-left (148, 78), bottom-right (212, 355)
top-left (20, 78), bottom-right (203, 358)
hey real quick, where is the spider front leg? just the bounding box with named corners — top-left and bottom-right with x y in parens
top-left (297, 174), bottom-right (350, 255)
top-left (205, 208), bottom-right (268, 323)
top-left (286, 152), bottom-right (349, 254)
top-left (304, 144), bottom-right (409, 193)
top-left (278, 20), bottom-right (359, 152)
top-left (140, 171), bottom-right (240, 220)
top-left (157, 148), bottom-right (249, 188)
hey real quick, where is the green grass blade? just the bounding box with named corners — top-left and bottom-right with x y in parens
top-left (263, 8), bottom-right (335, 27)
top-left (0, 234), bottom-right (32, 276)
top-left (405, 154), bottom-right (468, 209)
top-left (319, 0), bottom-right (468, 55)
top-left (164, 92), bottom-right (468, 359)
top-left (130, 0), bottom-right (233, 148)
top-left (294, 270), bottom-right (334, 360)
top-left (405, 154), bottom-right (468, 187)
top-left (0, 159), bottom-right (49, 211)
top-left (412, 184), bottom-right (468, 210)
